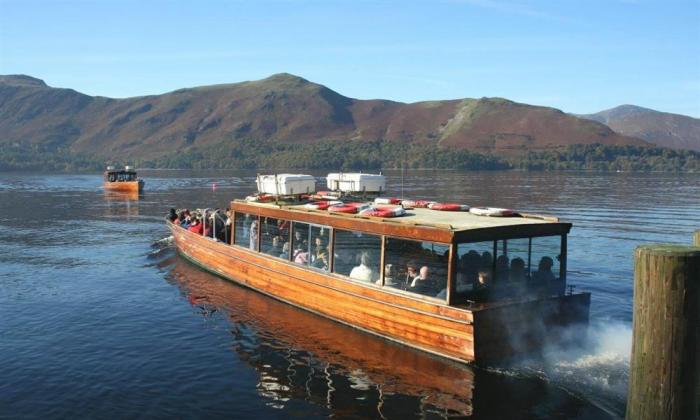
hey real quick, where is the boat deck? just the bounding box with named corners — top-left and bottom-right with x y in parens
top-left (236, 199), bottom-right (561, 233)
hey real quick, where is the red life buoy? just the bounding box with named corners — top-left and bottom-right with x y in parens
top-left (245, 193), bottom-right (275, 202)
top-left (311, 191), bottom-right (342, 200)
top-left (304, 200), bottom-right (342, 210)
top-left (469, 207), bottom-right (515, 217)
top-left (428, 203), bottom-right (470, 211)
top-left (402, 199), bottom-right (435, 208)
top-left (328, 204), bottom-right (359, 214)
top-left (360, 207), bottom-right (406, 218)
top-left (374, 197), bottom-right (402, 205)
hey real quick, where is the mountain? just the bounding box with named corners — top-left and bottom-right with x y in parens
top-left (0, 73), bottom-right (647, 161)
top-left (579, 105), bottom-right (700, 151)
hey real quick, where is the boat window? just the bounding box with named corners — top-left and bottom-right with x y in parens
top-left (234, 212), bottom-right (259, 251)
top-left (456, 241), bottom-right (495, 302)
top-left (493, 238), bottom-right (529, 299)
top-left (291, 222), bottom-right (331, 270)
top-left (260, 217), bottom-right (290, 259)
top-left (384, 237), bottom-right (449, 299)
top-left (332, 229), bottom-right (381, 284)
top-left (530, 236), bottom-right (564, 296)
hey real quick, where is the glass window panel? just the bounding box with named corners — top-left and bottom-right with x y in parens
top-left (333, 229), bottom-right (381, 284)
top-left (260, 217), bottom-right (290, 259)
top-left (493, 238), bottom-right (530, 299)
top-left (456, 241), bottom-right (495, 302)
top-left (234, 212), bottom-right (259, 251)
top-left (292, 222), bottom-right (311, 266)
top-left (530, 236), bottom-right (564, 296)
top-left (309, 225), bottom-right (331, 271)
top-left (384, 238), bottom-right (449, 300)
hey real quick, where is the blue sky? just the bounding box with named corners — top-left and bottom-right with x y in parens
top-left (1, 0), bottom-right (699, 117)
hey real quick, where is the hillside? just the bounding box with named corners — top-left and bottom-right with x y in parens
top-left (0, 73), bottom-right (647, 162)
top-left (579, 105), bottom-right (700, 151)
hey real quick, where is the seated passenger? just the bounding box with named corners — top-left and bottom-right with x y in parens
top-left (383, 264), bottom-right (397, 286)
top-left (409, 266), bottom-right (437, 295)
top-left (293, 240), bottom-right (309, 264)
top-left (530, 256), bottom-right (555, 296)
top-left (249, 218), bottom-right (258, 250)
top-left (279, 242), bottom-right (290, 260)
top-left (311, 250), bottom-right (329, 271)
top-left (349, 252), bottom-right (376, 283)
top-left (167, 208), bottom-right (178, 222)
top-left (509, 257), bottom-right (527, 283)
top-left (495, 255), bottom-right (509, 284)
top-left (470, 270), bottom-right (492, 302)
top-left (188, 217), bottom-right (203, 235)
top-left (404, 261), bottom-right (419, 287)
top-left (266, 236), bottom-right (282, 256)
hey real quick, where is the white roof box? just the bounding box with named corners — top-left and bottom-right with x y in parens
top-left (326, 173), bottom-right (385, 193)
top-left (256, 174), bottom-right (316, 196)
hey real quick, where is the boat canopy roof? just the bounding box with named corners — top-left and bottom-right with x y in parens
top-left (232, 200), bottom-right (571, 243)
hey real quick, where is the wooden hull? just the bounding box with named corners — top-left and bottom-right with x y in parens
top-left (104, 180), bottom-right (143, 193)
top-left (168, 222), bottom-right (590, 364)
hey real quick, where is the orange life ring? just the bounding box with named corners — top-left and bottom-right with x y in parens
top-left (428, 203), bottom-right (470, 211)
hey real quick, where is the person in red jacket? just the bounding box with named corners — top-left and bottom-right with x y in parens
top-left (188, 217), bottom-right (203, 235)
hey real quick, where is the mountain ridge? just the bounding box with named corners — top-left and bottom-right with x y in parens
top-left (0, 73), bottom-right (650, 161)
top-left (578, 105), bottom-right (700, 151)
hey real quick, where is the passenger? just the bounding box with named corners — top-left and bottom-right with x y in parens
top-left (167, 208), bottom-right (178, 222)
top-left (249, 218), bottom-right (258, 250)
top-left (509, 257), bottom-right (527, 283)
top-left (188, 217), bottom-right (203, 235)
top-left (383, 264), bottom-right (397, 287)
top-left (349, 252), bottom-right (376, 283)
top-left (495, 255), bottom-right (509, 283)
top-left (404, 261), bottom-right (419, 286)
top-left (480, 251), bottom-right (493, 271)
top-left (312, 237), bottom-right (327, 264)
top-left (311, 250), bottom-right (329, 271)
top-left (409, 266), bottom-right (436, 295)
top-left (531, 256), bottom-right (556, 295)
top-left (279, 242), bottom-right (290, 260)
top-left (293, 240), bottom-right (309, 264)
top-left (471, 270), bottom-right (491, 302)
top-left (266, 236), bottom-right (282, 256)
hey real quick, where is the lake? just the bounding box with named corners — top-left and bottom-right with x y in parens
top-left (1, 170), bottom-right (698, 419)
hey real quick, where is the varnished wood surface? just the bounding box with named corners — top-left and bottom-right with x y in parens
top-left (170, 221), bottom-right (476, 362)
top-left (104, 180), bottom-right (143, 193)
top-left (626, 245), bottom-right (700, 420)
top-left (169, 221), bottom-right (591, 364)
top-left (170, 259), bottom-right (475, 415)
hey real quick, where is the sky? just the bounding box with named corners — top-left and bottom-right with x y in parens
top-left (1, 0), bottom-right (699, 117)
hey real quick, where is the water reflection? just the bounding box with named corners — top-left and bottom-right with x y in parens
top-left (103, 191), bottom-right (140, 217)
top-left (165, 257), bottom-right (611, 419)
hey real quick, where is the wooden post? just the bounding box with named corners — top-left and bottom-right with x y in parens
top-left (626, 244), bottom-right (700, 420)
top-left (694, 229), bottom-right (700, 246)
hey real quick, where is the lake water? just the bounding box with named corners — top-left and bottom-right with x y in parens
top-left (1, 170), bottom-right (698, 419)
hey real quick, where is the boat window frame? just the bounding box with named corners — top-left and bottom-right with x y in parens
top-left (451, 233), bottom-right (568, 305)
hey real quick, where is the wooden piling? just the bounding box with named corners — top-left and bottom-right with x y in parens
top-left (626, 244), bottom-right (700, 420)
top-left (694, 229), bottom-right (700, 246)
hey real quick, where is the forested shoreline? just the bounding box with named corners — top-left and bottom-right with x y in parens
top-left (1, 141), bottom-right (699, 172)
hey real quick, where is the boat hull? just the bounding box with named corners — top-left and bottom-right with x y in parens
top-left (168, 222), bottom-right (590, 364)
top-left (104, 180), bottom-right (143, 193)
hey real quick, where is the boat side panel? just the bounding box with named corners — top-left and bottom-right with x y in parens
top-left (104, 181), bottom-right (143, 192)
top-left (472, 293), bottom-right (591, 363)
top-left (171, 225), bottom-right (475, 362)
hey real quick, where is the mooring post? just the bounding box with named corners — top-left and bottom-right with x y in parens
top-left (626, 244), bottom-right (700, 420)
top-left (694, 229), bottom-right (700, 246)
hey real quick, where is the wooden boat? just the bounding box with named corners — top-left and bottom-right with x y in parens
top-left (103, 165), bottom-right (144, 193)
top-left (168, 175), bottom-right (590, 364)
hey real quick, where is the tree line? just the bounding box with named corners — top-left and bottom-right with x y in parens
top-left (1, 140), bottom-right (699, 172)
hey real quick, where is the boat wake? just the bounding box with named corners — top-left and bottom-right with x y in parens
top-left (148, 235), bottom-right (174, 258)
top-left (505, 321), bottom-right (631, 418)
